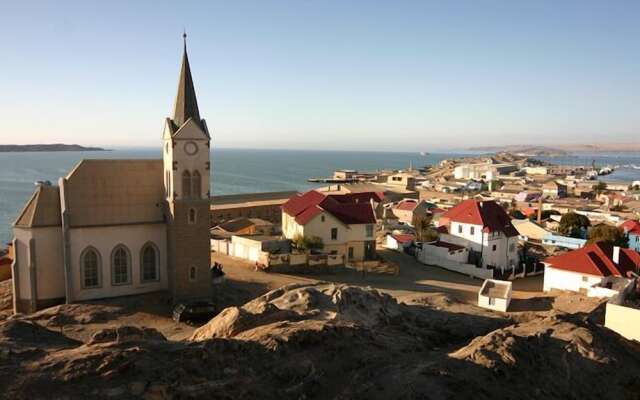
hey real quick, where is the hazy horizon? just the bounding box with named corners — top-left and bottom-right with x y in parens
top-left (2, 1), bottom-right (639, 151)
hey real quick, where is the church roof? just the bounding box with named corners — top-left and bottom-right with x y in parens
top-left (62, 159), bottom-right (165, 228)
top-left (14, 185), bottom-right (61, 228)
top-left (171, 34), bottom-right (204, 132)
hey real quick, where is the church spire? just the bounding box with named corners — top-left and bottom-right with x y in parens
top-left (172, 31), bottom-right (201, 128)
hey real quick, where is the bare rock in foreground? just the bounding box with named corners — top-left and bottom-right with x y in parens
top-left (0, 283), bottom-right (639, 400)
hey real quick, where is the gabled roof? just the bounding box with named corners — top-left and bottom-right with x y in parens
top-left (14, 185), bottom-right (61, 228)
top-left (620, 220), bottom-right (640, 235)
top-left (282, 190), bottom-right (378, 226)
top-left (63, 159), bottom-right (165, 228)
top-left (544, 242), bottom-right (640, 277)
top-left (440, 199), bottom-right (518, 237)
top-left (216, 217), bottom-right (273, 233)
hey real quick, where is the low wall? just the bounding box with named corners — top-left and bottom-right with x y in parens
top-left (416, 251), bottom-right (493, 280)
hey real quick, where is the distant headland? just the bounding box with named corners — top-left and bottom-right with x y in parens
top-left (468, 143), bottom-right (640, 156)
top-left (0, 144), bottom-right (108, 152)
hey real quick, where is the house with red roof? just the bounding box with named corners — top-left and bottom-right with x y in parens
top-left (437, 199), bottom-right (519, 271)
top-left (620, 220), bottom-right (640, 252)
top-left (282, 190), bottom-right (382, 262)
top-left (389, 199), bottom-right (434, 226)
top-left (543, 243), bottom-right (640, 296)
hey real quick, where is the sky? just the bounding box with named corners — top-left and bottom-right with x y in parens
top-left (1, 0), bottom-right (639, 152)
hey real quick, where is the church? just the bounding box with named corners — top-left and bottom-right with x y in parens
top-left (11, 35), bottom-right (213, 314)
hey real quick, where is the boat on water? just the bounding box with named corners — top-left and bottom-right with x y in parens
top-left (420, 151), bottom-right (429, 156)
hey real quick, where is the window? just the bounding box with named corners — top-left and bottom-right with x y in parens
top-left (488, 297), bottom-right (495, 306)
top-left (582, 276), bottom-right (589, 282)
top-left (331, 228), bottom-right (338, 240)
top-left (182, 170), bottom-right (192, 198)
top-left (140, 243), bottom-right (159, 282)
top-left (492, 244), bottom-right (497, 252)
top-left (458, 225), bottom-right (463, 234)
top-left (111, 245), bottom-right (131, 285)
top-left (470, 226), bottom-right (475, 235)
top-left (188, 208), bottom-right (197, 224)
top-left (81, 247), bottom-right (101, 289)
top-left (348, 247), bottom-right (354, 259)
top-left (321, 215), bottom-right (325, 222)
top-left (192, 170), bottom-right (201, 198)
top-left (189, 266), bottom-right (197, 281)
top-left (366, 224), bottom-right (374, 237)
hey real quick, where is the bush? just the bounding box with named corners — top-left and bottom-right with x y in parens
top-left (587, 224), bottom-right (628, 247)
top-left (292, 234), bottom-right (324, 251)
top-left (558, 212), bottom-right (591, 238)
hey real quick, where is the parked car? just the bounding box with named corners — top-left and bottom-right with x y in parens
top-left (172, 301), bottom-right (218, 324)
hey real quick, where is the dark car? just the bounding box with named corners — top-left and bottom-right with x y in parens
top-left (172, 301), bottom-right (218, 324)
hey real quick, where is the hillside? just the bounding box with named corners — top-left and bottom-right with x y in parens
top-left (1, 282), bottom-right (638, 399)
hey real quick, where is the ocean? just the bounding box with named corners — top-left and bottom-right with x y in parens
top-left (1, 148), bottom-right (639, 246)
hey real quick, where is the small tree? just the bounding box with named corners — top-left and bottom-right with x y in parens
top-left (587, 224), bottom-right (628, 247)
top-left (593, 181), bottom-right (607, 195)
top-left (292, 234), bottom-right (324, 252)
top-left (558, 212), bottom-right (591, 238)
top-left (415, 216), bottom-right (438, 242)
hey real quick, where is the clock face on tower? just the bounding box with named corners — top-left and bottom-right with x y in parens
top-left (184, 141), bottom-right (198, 156)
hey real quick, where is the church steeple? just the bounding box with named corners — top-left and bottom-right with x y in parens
top-left (172, 32), bottom-right (201, 128)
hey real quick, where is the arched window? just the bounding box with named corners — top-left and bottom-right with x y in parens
top-left (80, 247), bottom-right (101, 289)
top-left (182, 170), bottom-right (192, 199)
top-left (192, 170), bottom-right (201, 199)
top-left (111, 245), bottom-right (131, 285)
top-left (140, 243), bottom-right (159, 282)
top-left (189, 266), bottom-right (197, 281)
top-left (188, 207), bottom-right (197, 224)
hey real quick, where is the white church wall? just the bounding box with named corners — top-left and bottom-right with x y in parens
top-left (12, 228), bottom-right (33, 301)
top-left (68, 223), bottom-right (168, 301)
top-left (31, 226), bottom-right (65, 301)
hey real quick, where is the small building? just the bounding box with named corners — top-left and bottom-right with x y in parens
top-left (478, 279), bottom-right (512, 312)
top-left (541, 233), bottom-right (587, 250)
top-left (604, 280), bottom-right (640, 341)
top-left (543, 243), bottom-right (640, 296)
top-left (620, 219), bottom-right (640, 252)
top-left (210, 191), bottom-right (298, 226)
top-left (229, 235), bottom-right (291, 263)
top-left (385, 233), bottom-right (415, 251)
top-left (390, 199), bottom-right (433, 226)
top-left (386, 173), bottom-right (417, 190)
top-left (542, 181), bottom-right (568, 198)
top-left (511, 219), bottom-right (550, 242)
top-left (514, 191), bottom-right (541, 202)
top-left (213, 217), bottom-right (274, 236)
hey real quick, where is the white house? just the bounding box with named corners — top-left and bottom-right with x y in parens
top-left (437, 199), bottom-right (520, 273)
top-left (543, 243), bottom-right (640, 297)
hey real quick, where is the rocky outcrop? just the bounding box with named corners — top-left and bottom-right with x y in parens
top-left (0, 283), bottom-right (639, 400)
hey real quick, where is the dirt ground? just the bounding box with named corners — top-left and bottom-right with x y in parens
top-left (213, 248), bottom-right (550, 313)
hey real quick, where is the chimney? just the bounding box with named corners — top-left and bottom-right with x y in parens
top-left (613, 246), bottom-right (620, 264)
top-left (537, 196), bottom-right (543, 224)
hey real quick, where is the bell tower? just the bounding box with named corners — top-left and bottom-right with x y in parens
top-left (163, 33), bottom-right (212, 300)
